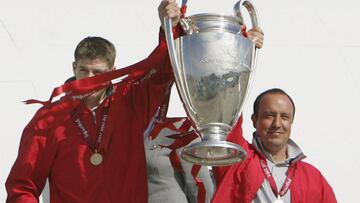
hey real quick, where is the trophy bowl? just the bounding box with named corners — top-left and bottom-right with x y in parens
top-left (164, 0), bottom-right (259, 166)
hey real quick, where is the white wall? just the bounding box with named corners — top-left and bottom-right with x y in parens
top-left (1, 0), bottom-right (359, 202)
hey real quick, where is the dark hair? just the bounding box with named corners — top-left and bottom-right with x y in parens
top-left (253, 88), bottom-right (295, 118)
top-left (64, 76), bottom-right (76, 84)
top-left (74, 36), bottom-right (116, 67)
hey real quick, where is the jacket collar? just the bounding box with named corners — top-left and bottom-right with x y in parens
top-left (251, 133), bottom-right (306, 166)
top-left (74, 86), bottom-right (114, 115)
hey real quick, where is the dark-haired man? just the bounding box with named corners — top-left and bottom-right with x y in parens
top-left (212, 88), bottom-right (337, 203)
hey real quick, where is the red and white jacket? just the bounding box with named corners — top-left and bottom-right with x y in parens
top-left (212, 117), bottom-right (337, 203)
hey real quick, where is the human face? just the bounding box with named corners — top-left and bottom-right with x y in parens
top-left (251, 93), bottom-right (294, 154)
top-left (72, 58), bottom-right (114, 80)
top-left (72, 58), bottom-right (114, 107)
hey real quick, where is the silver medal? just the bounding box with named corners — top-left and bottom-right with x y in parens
top-left (273, 196), bottom-right (284, 203)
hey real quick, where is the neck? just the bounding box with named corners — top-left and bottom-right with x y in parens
top-left (269, 147), bottom-right (287, 163)
top-left (84, 90), bottom-right (106, 110)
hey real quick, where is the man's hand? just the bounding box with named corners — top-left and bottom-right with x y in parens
top-left (247, 27), bottom-right (264, 49)
top-left (158, 0), bottom-right (180, 29)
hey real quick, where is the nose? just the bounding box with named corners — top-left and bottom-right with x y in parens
top-left (88, 71), bottom-right (95, 77)
top-left (272, 115), bottom-right (281, 128)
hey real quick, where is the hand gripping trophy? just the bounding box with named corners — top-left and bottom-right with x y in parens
top-left (164, 0), bottom-right (259, 166)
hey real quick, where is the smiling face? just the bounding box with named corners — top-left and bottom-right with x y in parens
top-left (251, 92), bottom-right (294, 154)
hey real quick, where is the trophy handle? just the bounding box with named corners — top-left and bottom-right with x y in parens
top-left (233, 0), bottom-right (260, 121)
top-left (235, 0), bottom-right (259, 28)
top-left (163, 19), bottom-right (178, 72)
top-left (234, 0), bottom-right (260, 68)
top-left (163, 18), bottom-right (193, 116)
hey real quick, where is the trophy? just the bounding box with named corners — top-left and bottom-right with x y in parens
top-left (164, 0), bottom-right (259, 166)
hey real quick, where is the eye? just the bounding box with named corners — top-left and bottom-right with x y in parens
top-left (281, 114), bottom-right (291, 120)
top-left (78, 67), bottom-right (87, 72)
top-left (93, 70), bottom-right (104, 75)
top-left (262, 113), bottom-right (274, 118)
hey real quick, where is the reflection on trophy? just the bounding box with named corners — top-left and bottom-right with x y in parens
top-left (164, 0), bottom-right (259, 166)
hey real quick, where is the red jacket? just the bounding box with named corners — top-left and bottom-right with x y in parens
top-left (212, 118), bottom-right (337, 203)
top-left (6, 32), bottom-right (174, 203)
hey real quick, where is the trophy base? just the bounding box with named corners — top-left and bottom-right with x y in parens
top-left (181, 140), bottom-right (247, 166)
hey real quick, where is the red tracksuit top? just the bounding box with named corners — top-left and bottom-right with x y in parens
top-left (6, 31), bottom-right (174, 203)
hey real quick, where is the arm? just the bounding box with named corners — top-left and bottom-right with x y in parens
top-left (212, 115), bottom-right (249, 185)
top-left (6, 124), bottom-right (55, 203)
top-left (128, 0), bottom-right (181, 129)
top-left (291, 163), bottom-right (338, 203)
top-left (211, 163), bottom-right (245, 203)
top-left (319, 174), bottom-right (337, 203)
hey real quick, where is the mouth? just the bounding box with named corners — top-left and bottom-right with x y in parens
top-left (268, 131), bottom-right (282, 136)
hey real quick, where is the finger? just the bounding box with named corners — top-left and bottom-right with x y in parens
top-left (254, 39), bottom-right (263, 48)
top-left (250, 27), bottom-right (264, 35)
top-left (247, 33), bottom-right (263, 47)
top-left (158, 0), bottom-right (167, 9)
top-left (164, 5), bottom-right (180, 18)
top-left (248, 31), bottom-right (264, 40)
top-left (252, 34), bottom-right (264, 42)
top-left (256, 41), bottom-right (263, 49)
top-left (165, 3), bottom-right (179, 12)
top-left (161, 0), bottom-right (176, 8)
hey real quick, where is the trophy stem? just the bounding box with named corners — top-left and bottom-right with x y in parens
top-left (200, 122), bottom-right (231, 142)
top-left (181, 123), bottom-right (247, 166)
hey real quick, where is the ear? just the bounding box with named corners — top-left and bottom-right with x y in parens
top-left (291, 116), bottom-right (295, 124)
top-left (72, 62), bottom-right (77, 75)
top-left (251, 114), bottom-right (257, 129)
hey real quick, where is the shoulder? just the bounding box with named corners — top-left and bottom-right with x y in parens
top-left (27, 100), bottom-right (79, 132)
top-left (214, 146), bottom-right (262, 184)
top-left (292, 161), bottom-right (337, 202)
top-left (296, 161), bottom-right (322, 174)
top-left (294, 161), bottom-right (331, 185)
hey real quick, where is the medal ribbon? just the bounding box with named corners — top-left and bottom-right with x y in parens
top-left (260, 158), bottom-right (296, 198)
top-left (72, 108), bottom-right (109, 152)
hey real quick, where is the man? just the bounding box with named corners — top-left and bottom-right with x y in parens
top-left (212, 88), bottom-right (337, 203)
top-left (5, 1), bottom-right (180, 202)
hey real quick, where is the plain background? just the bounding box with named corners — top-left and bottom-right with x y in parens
top-left (1, 0), bottom-right (359, 202)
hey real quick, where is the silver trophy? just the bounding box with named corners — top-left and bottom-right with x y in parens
top-left (164, 0), bottom-right (259, 166)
